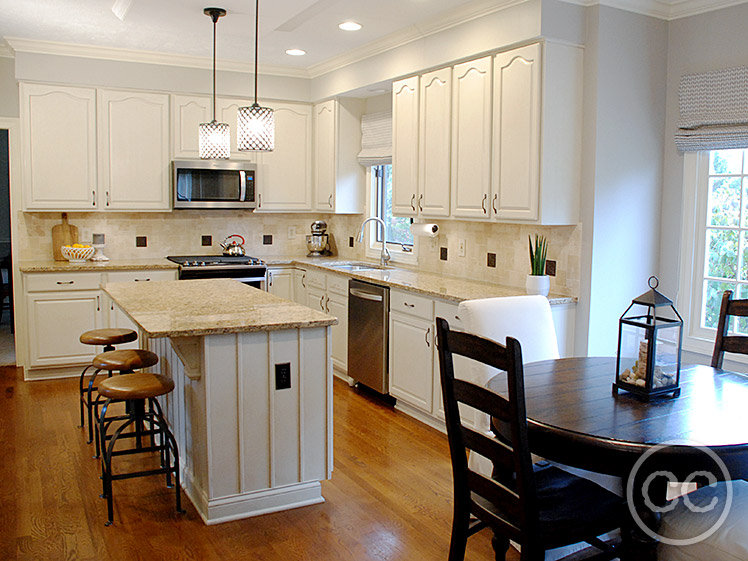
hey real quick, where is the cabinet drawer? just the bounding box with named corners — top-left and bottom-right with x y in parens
top-left (327, 273), bottom-right (348, 296)
top-left (434, 300), bottom-right (463, 330)
top-left (306, 269), bottom-right (327, 290)
top-left (107, 270), bottom-right (177, 283)
top-left (25, 272), bottom-right (103, 292)
top-left (390, 289), bottom-right (433, 320)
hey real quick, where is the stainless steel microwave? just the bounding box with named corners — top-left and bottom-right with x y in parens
top-left (172, 160), bottom-right (256, 209)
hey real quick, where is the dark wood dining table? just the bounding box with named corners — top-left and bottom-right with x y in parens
top-left (486, 356), bottom-right (748, 559)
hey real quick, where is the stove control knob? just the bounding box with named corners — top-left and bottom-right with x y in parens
top-left (192, 261), bottom-right (199, 266)
top-left (199, 261), bottom-right (206, 266)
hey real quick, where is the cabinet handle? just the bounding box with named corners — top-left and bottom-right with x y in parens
top-left (418, 194), bottom-right (423, 212)
top-left (111, 302), bottom-right (115, 311)
top-left (455, 314), bottom-right (461, 321)
top-left (301, 273), bottom-right (306, 288)
top-left (96, 295), bottom-right (100, 312)
top-left (56, 280), bottom-right (74, 285)
top-left (481, 194), bottom-right (487, 214)
top-left (268, 271), bottom-right (273, 286)
top-left (403, 302), bottom-right (415, 308)
top-left (425, 327), bottom-right (431, 347)
top-left (106, 191), bottom-right (110, 207)
top-left (319, 295), bottom-right (325, 310)
top-left (492, 194), bottom-right (498, 214)
top-left (328, 194), bottom-right (333, 208)
top-left (325, 296), bottom-right (330, 313)
top-left (92, 191), bottom-right (96, 207)
top-left (410, 194), bottom-right (416, 211)
top-left (258, 193), bottom-right (262, 208)
top-left (134, 278), bottom-right (151, 282)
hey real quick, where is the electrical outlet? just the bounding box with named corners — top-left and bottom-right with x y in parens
top-left (440, 247), bottom-right (448, 261)
top-left (135, 236), bottom-right (147, 247)
top-left (275, 362), bottom-right (291, 390)
top-left (201, 235), bottom-right (212, 246)
top-left (349, 236), bottom-right (354, 248)
top-left (546, 260), bottom-right (557, 277)
top-left (263, 234), bottom-right (273, 245)
top-left (458, 239), bottom-right (466, 257)
top-left (287, 226), bottom-right (297, 240)
top-left (487, 253), bottom-right (496, 268)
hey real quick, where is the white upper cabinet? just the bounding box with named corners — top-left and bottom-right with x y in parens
top-left (392, 76), bottom-right (420, 217)
top-left (21, 83), bottom-right (98, 210)
top-left (256, 102), bottom-right (312, 212)
top-left (313, 98), bottom-right (365, 214)
top-left (97, 89), bottom-right (171, 210)
top-left (418, 68), bottom-right (452, 217)
top-left (492, 42), bottom-right (582, 224)
top-left (216, 97), bottom-right (257, 163)
top-left (450, 56), bottom-right (493, 219)
top-left (171, 94), bottom-right (211, 159)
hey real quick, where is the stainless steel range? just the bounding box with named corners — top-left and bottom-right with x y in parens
top-left (166, 255), bottom-right (267, 289)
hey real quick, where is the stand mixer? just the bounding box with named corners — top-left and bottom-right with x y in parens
top-left (306, 221), bottom-right (332, 257)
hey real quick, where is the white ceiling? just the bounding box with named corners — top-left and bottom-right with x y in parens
top-left (1, 0), bottom-right (746, 75)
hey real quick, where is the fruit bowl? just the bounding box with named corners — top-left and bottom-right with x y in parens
top-left (61, 245), bottom-right (95, 263)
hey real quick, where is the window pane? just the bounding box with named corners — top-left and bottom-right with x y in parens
top-left (708, 177), bottom-right (740, 227)
top-left (736, 285), bottom-right (748, 334)
top-left (709, 149), bottom-right (743, 175)
top-left (703, 280), bottom-right (735, 329)
top-left (380, 165), bottom-right (413, 246)
top-left (707, 228), bottom-right (738, 279)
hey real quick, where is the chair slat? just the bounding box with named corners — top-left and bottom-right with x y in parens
top-left (721, 336), bottom-right (748, 355)
top-left (443, 329), bottom-right (512, 373)
top-left (461, 425), bottom-right (515, 474)
top-left (727, 300), bottom-right (748, 317)
top-left (452, 378), bottom-right (512, 424)
top-left (467, 471), bottom-right (522, 522)
top-left (712, 291), bottom-right (748, 368)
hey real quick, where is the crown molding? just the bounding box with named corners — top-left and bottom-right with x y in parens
top-left (564, 0), bottom-right (748, 19)
top-left (4, 37), bottom-right (311, 78)
top-left (0, 41), bottom-right (14, 59)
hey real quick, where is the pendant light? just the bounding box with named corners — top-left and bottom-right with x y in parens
top-left (237, 0), bottom-right (274, 151)
top-left (199, 7), bottom-right (231, 159)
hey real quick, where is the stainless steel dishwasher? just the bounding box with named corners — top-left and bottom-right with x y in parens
top-left (348, 279), bottom-right (390, 394)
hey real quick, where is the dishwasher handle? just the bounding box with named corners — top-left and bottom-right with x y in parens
top-left (349, 287), bottom-right (384, 302)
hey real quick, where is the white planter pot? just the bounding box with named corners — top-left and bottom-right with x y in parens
top-left (526, 275), bottom-right (550, 296)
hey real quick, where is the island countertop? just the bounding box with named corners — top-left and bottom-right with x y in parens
top-left (104, 278), bottom-right (337, 338)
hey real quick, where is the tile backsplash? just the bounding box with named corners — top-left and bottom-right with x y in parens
top-left (18, 211), bottom-right (580, 297)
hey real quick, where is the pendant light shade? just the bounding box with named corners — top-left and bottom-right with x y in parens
top-left (199, 7), bottom-right (231, 159)
top-left (238, 0), bottom-right (274, 152)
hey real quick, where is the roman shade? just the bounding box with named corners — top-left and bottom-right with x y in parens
top-left (357, 111), bottom-right (392, 166)
top-left (675, 65), bottom-right (748, 151)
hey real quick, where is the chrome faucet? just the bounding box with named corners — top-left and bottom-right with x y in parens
top-left (357, 217), bottom-right (391, 267)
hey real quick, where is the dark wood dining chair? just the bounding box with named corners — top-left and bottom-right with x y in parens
top-left (712, 289), bottom-right (748, 369)
top-left (0, 254), bottom-right (12, 333)
top-left (435, 317), bottom-right (624, 561)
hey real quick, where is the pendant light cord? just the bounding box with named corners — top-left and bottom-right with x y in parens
top-left (212, 15), bottom-right (217, 121)
top-left (254, 0), bottom-right (259, 105)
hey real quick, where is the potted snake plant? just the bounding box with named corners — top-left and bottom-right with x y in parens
top-left (527, 234), bottom-right (550, 296)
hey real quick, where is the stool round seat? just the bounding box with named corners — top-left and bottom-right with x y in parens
top-left (80, 328), bottom-right (137, 347)
top-left (93, 349), bottom-right (159, 371)
top-left (98, 372), bottom-right (174, 401)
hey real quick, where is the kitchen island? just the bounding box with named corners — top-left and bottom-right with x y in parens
top-left (103, 278), bottom-right (337, 525)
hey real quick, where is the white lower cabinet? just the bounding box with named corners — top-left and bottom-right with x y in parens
top-left (267, 267), bottom-right (295, 301)
top-left (303, 269), bottom-right (348, 375)
top-left (293, 268), bottom-right (307, 304)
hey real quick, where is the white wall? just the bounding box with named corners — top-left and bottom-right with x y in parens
top-left (577, 6), bottom-right (668, 355)
top-left (659, 3), bottom-right (748, 301)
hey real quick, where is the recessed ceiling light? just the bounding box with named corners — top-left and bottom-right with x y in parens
top-left (285, 49), bottom-right (307, 56)
top-left (338, 21), bottom-right (362, 31)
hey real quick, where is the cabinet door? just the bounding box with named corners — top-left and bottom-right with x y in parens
top-left (392, 77), bottom-right (419, 217)
top-left (306, 287), bottom-right (326, 313)
top-left (216, 97), bottom-right (257, 163)
top-left (313, 100), bottom-right (336, 211)
top-left (492, 44), bottom-right (541, 221)
top-left (450, 56), bottom-right (493, 219)
top-left (98, 89), bottom-right (171, 210)
top-left (105, 295), bottom-right (140, 350)
top-left (26, 290), bottom-right (103, 367)
top-left (389, 312), bottom-right (433, 413)
top-left (327, 291), bottom-right (348, 374)
top-left (419, 69), bottom-right (452, 218)
top-left (21, 83), bottom-right (97, 210)
top-left (267, 267), bottom-right (294, 300)
top-left (256, 103), bottom-right (313, 212)
top-left (293, 269), bottom-right (307, 305)
top-left (171, 94), bottom-right (212, 159)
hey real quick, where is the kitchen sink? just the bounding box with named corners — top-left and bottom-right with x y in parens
top-left (327, 262), bottom-right (391, 271)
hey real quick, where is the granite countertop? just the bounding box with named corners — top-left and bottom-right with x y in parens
top-left (264, 256), bottom-right (577, 305)
top-left (19, 258), bottom-right (179, 273)
top-left (104, 278), bottom-right (337, 338)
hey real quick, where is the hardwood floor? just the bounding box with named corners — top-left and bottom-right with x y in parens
top-left (0, 366), bottom-right (518, 561)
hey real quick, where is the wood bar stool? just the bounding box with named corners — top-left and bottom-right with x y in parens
top-left (97, 371), bottom-right (184, 526)
top-left (89, 349), bottom-right (158, 458)
top-left (78, 328), bottom-right (138, 444)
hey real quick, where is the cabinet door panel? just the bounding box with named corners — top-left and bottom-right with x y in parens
top-left (172, 94), bottom-right (211, 159)
top-left (327, 293), bottom-right (348, 373)
top-left (313, 100), bottom-right (336, 210)
top-left (392, 77), bottom-right (419, 217)
top-left (389, 312), bottom-right (433, 413)
top-left (493, 44), bottom-right (541, 220)
top-left (27, 291), bottom-right (102, 367)
top-left (257, 103), bottom-right (312, 211)
top-left (21, 84), bottom-right (97, 210)
top-left (419, 69), bottom-right (451, 217)
top-left (451, 56), bottom-right (493, 219)
top-left (98, 90), bottom-right (170, 210)
top-left (293, 269), bottom-right (307, 305)
top-left (267, 268), bottom-right (294, 301)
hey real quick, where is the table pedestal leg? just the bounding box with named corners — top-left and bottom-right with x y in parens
top-left (621, 470), bottom-right (668, 560)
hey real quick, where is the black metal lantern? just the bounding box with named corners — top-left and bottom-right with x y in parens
top-left (613, 276), bottom-right (683, 400)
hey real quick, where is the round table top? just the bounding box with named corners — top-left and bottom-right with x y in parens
top-left (485, 357), bottom-right (748, 478)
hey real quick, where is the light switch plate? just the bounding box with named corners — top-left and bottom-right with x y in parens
top-left (287, 226), bottom-right (297, 240)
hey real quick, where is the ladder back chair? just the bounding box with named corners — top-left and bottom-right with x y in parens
top-left (712, 290), bottom-right (748, 368)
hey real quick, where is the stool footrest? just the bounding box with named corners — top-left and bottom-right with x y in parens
top-left (110, 466), bottom-right (175, 482)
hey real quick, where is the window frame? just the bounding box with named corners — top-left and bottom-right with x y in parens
top-left (678, 150), bottom-right (748, 361)
top-left (364, 165), bottom-right (418, 266)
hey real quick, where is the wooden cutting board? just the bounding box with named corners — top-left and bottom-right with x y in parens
top-left (51, 213), bottom-right (79, 261)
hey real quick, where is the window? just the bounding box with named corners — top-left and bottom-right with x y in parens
top-left (681, 149), bottom-right (748, 351)
top-left (365, 164), bottom-right (415, 261)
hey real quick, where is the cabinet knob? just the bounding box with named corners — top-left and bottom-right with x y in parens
top-left (403, 302), bottom-right (415, 308)
top-left (134, 278), bottom-right (151, 282)
top-left (92, 191), bottom-right (96, 207)
top-left (56, 280), bottom-right (74, 285)
top-left (106, 191), bottom-right (110, 207)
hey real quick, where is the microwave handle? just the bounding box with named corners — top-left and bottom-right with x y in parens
top-left (239, 171), bottom-right (247, 202)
